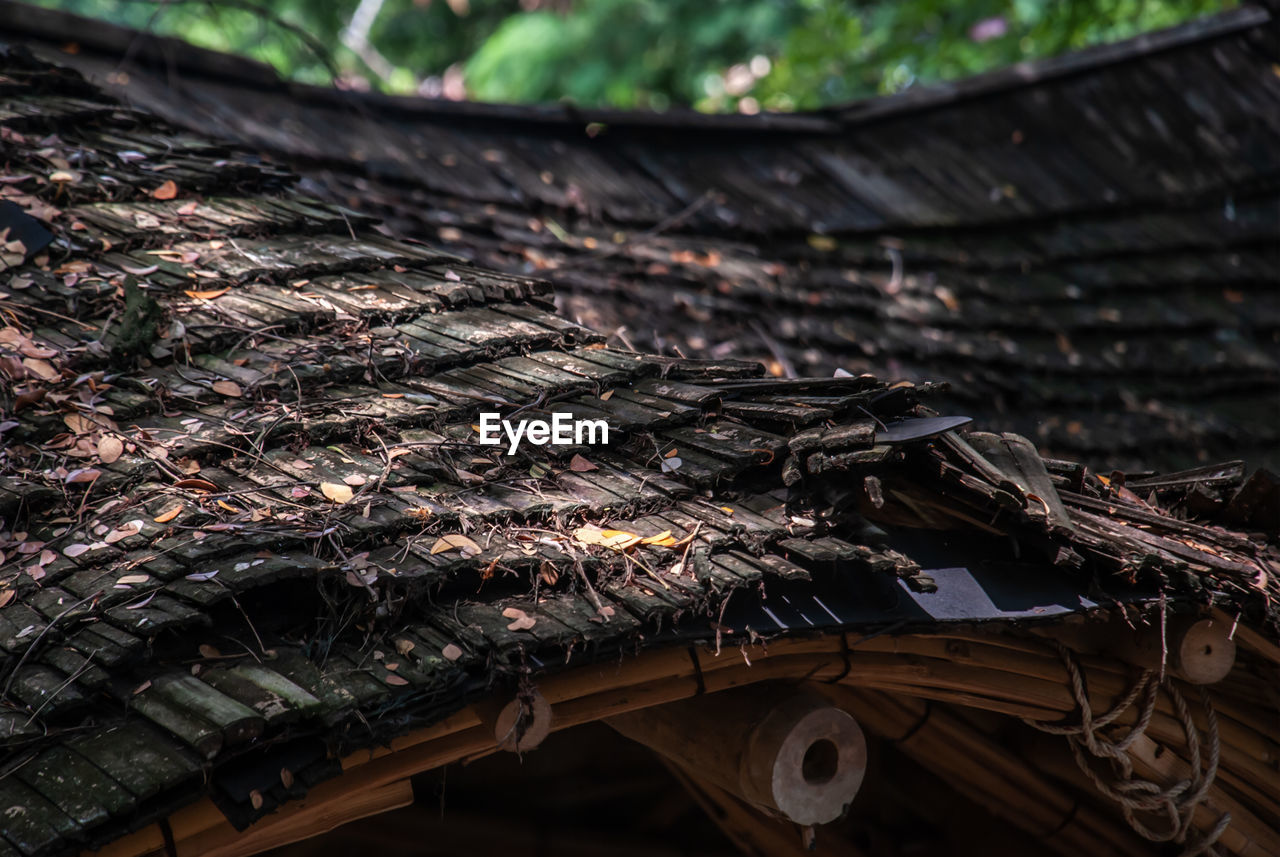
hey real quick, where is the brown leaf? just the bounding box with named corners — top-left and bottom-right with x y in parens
top-left (320, 482), bottom-right (354, 504)
top-left (154, 505), bottom-right (183, 523)
top-left (430, 533), bottom-right (481, 556)
top-left (132, 679), bottom-right (152, 695)
top-left (173, 478), bottom-right (218, 494)
top-left (63, 413), bottom-right (96, 435)
top-left (105, 520), bottom-right (143, 544)
top-left (63, 543), bottom-right (90, 558)
top-left (151, 180), bottom-right (178, 200)
top-left (98, 435), bottom-right (124, 463)
top-left (22, 357), bottom-right (58, 380)
top-left (183, 287), bottom-right (229, 300)
top-left (502, 607), bottom-right (537, 632)
top-left (395, 638), bottom-right (415, 656)
top-left (211, 380), bottom-right (242, 397)
top-left (249, 790), bottom-right (264, 811)
top-left (279, 768), bottom-right (295, 789)
top-left (441, 643), bottom-right (463, 661)
top-left (65, 468), bottom-right (102, 484)
top-left (116, 573), bottom-right (150, 586)
top-left (384, 673), bottom-right (410, 686)
top-left (198, 644), bottom-right (221, 659)
top-left (568, 454), bottom-right (598, 472)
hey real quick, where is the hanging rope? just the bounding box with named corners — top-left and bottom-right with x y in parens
top-left (1023, 641), bottom-right (1230, 856)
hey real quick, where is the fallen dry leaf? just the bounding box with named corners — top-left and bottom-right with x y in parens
top-left (431, 533), bottom-right (482, 556)
top-left (211, 379), bottom-right (242, 398)
top-left (183, 287), bottom-right (229, 300)
top-left (151, 180), bottom-right (178, 200)
top-left (98, 435), bottom-right (124, 464)
top-left (502, 606), bottom-right (537, 632)
top-left (63, 413), bottom-right (99, 435)
top-left (569, 454), bottom-right (598, 472)
top-left (573, 525), bottom-right (642, 550)
top-left (320, 482), bottom-right (354, 504)
top-left (173, 478), bottom-right (218, 492)
top-left (23, 357), bottom-right (58, 380)
top-left (154, 505), bottom-right (183, 523)
top-left (441, 643), bottom-right (463, 661)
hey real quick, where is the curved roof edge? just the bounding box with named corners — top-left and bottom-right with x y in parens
top-left (0, 0), bottom-right (1269, 136)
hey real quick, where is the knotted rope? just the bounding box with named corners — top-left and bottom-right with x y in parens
top-left (1024, 641), bottom-right (1230, 856)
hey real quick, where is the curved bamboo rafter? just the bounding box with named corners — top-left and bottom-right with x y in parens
top-left (88, 618), bottom-right (1280, 857)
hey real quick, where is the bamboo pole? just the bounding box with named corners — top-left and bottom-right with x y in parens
top-left (830, 687), bottom-right (1152, 857)
top-left (86, 628), bottom-right (1280, 857)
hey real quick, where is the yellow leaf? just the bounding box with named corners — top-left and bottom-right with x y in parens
top-left (573, 525), bottom-right (641, 550)
top-left (639, 530), bottom-right (673, 545)
top-left (184, 288), bottom-right (229, 300)
top-left (320, 482), bottom-right (354, 504)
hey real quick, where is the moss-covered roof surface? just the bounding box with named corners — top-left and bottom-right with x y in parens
top-left (7, 1), bottom-right (1278, 470)
top-left (0, 32), bottom-right (1276, 857)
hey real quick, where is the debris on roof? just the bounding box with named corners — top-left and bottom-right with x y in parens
top-left (0, 25), bottom-right (1277, 857)
top-left (7, 1), bottom-right (1278, 470)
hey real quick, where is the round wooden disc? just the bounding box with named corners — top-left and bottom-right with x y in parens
top-left (494, 690), bottom-right (553, 752)
top-left (1175, 618), bottom-right (1237, 684)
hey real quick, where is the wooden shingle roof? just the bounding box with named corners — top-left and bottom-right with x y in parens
top-left (0, 30), bottom-right (1277, 857)
top-left (7, 1), bottom-right (1278, 470)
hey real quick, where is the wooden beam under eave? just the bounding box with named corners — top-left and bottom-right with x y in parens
top-left (84, 779), bottom-right (414, 857)
top-left (198, 780), bottom-right (413, 857)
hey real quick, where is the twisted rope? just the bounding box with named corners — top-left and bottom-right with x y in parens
top-left (1024, 641), bottom-right (1230, 856)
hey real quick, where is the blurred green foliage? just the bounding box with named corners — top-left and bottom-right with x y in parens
top-left (36, 0), bottom-right (1232, 109)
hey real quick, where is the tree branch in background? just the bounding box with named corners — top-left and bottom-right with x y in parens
top-left (341, 0), bottom-right (397, 84)
top-left (115, 0), bottom-right (342, 84)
